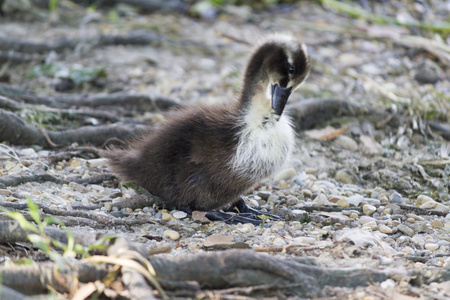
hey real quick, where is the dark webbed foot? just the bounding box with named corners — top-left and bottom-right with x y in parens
top-left (205, 198), bottom-right (282, 225)
top-left (227, 197), bottom-right (282, 220)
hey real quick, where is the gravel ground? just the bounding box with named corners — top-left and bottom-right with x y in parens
top-left (0, 1), bottom-right (449, 299)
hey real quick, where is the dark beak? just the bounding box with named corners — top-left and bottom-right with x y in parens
top-left (271, 84), bottom-right (292, 116)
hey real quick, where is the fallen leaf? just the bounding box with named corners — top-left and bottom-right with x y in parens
top-left (304, 126), bottom-right (345, 140)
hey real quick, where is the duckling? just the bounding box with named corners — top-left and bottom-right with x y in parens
top-left (104, 33), bottom-right (311, 224)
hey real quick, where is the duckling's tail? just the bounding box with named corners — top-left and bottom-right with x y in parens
top-left (101, 148), bottom-right (141, 183)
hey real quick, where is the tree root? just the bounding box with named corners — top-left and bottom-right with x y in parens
top-left (0, 82), bottom-right (180, 111)
top-left (0, 261), bottom-right (110, 295)
top-left (0, 202), bottom-right (149, 229)
top-left (0, 50), bottom-right (45, 64)
top-left (0, 236), bottom-right (393, 298)
top-left (0, 220), bottom-right (106, 249)
top-left (0, 108), bottom-right (149, 147)
top-left (150, 249), bottom-right (389, 297)
top-left (0, 285), bottom-right (32, 300)
top-left (0, 30), bottom-right (173, 54)
top-left (0, 173), bottom-right (116, 188)
top-left (288, 98), bottom-right (375, 130)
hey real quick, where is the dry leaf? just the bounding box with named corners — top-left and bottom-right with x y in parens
top-left (304, 126), bottom-right (345, 140)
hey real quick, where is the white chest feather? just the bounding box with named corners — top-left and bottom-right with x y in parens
top-left (230, 110), bottom-right (295, 182)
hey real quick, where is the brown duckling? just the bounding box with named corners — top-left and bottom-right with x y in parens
top-left (104, 33), bottom-right (311, 224)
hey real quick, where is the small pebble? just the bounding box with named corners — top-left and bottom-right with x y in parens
top-left (424, 243), bottom-right (439, 251)
top-left (431, 219), bottom-right (443, 229)
top-left (335, 170), bottom-right (353, 184)
top-left (359, 216), bottom-right (376, 224)
top-left (362, 198), bottom-right (381, 206)
top-left (378, 224), bottom-right (393, 234)
top-left (383, 208), bottom-right (393, 215)
top-left (328, 195), bottom-right (341, 203)
top-left (347, 195), bottom-right (363, 207)
top-left (349, 212), bottom-right (358, 220)
top-left (415, 194), bottom-right (433, 206)
top-left (337, 198), bottom-right (349, 208)
top-left (411, 235), bottom-right (425, 246)
top-left (20, 148), bottom-right (37, 157)
top-left (286, 195), bottom-right (299, 206)
top-left (163, 230), bottom-right (180, 241)
top-left (302, 189), bottom-right (312, 198)
top-left (379, 195), bottom-right (389, 203)
top-left (363, 204), bottom-right (376, 215)
top-left (267, 194), bottom-right (280, 203)
top-left (334, 135), bottom-right (358, 151)
top-left (312, 194), bottom-right (330, 207)
top-left (172, 211), bottom-right (188, 219)
top-left (406, 214), bottom-right (424, 221)
top-left (0, 189), bottom-right (12, 195)
top-left (273, 237), bottom-right (287, 247)
top-left (389, 191), bottom-right (403, 204)
top-left (161, 213), bottom-right (173, 222)
top-left (257, 191), bottom-right (271, 200)
top-left (434, 203), bottom-right (450, 214)
top-left (397, 224), bottom-right (414, 237)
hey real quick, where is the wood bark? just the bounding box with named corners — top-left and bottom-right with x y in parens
top-left (150, 249), bottom-right (389, 297)
top-left (0, 83), bottom-right (180, 111)
top-left (0, 261), bottom-right (110, 295)
top-left (0, 220), bottom-right (106, 249)
top-left (0, 237), bottom-right (393, 297)
top-left (0, 108), bottom-right (149, 147)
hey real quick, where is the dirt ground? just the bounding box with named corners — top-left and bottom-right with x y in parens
top-left (0, 0), bottom-right (449, 299)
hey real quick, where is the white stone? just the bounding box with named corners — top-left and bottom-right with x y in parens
top-left (347, 195), bottom-right (363, 207)
top-left (424, 243), bottom-right (439, 251)
top-left (411, 235), bottom-right (425, 246)
top-left (273, 237), bottom-right (287, 247)
top-left (334, 135), bottom-right (358, 151)
top-left (86, 158), bottom-right (109, 168)
top-left (415, 194), bottom-right (434, 206)
top-left (359, 216), bottom-right (376, 225)
top-left (163, 230), bottom-right (180, 241)
top-left (172, 211), bottom-right (188, 219)
top-left (378, 225), bottom-right (393, 234)
top-left (20, 148), bottom-right (37, 157)
top-left (337, 198), bottom-right (349, 208)
top-left (363, 204), bottom-right (376, 215)
top-left (312, 194), bottom-right (330, 207)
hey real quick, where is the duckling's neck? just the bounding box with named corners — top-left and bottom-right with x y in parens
top-left (231, 83), bottom-right (294, 182)
top-left (239, 81), bottom-right (277, 128)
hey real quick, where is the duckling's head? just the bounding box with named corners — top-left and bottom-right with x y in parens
top-left (241, 33), bottom-right (311, 119)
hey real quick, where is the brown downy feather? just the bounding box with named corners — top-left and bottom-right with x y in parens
top-left (104, 34), bottom-right (311, 212)
top-left (104, 104), bottom-right (253, 211)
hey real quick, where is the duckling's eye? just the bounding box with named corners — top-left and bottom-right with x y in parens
top-left (288, 65), bottom-right (295, 74)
